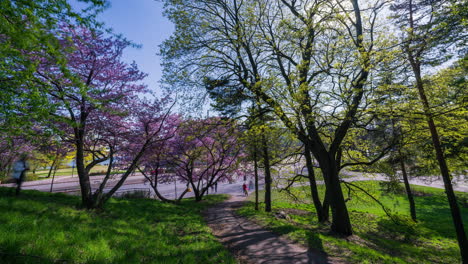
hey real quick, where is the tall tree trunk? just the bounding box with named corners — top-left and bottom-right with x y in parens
top-left (322, 187), bottom-right (330, 222)
top-left (318, 152), bottom-right (352, 235)
top-left (195, 189), bottom-right (203, 201)
top-left (304, 143), bottom-right (326, 222)
top-left (412, 63), bottom-right (468, 262)
top-left (399, 149), bottom-right (417, 221)
top-left (75, 131), bottom-right (92, 208)
top-left (254, 144), bottom-right (259, 211)
top-left (403, 1), bottom-right (468, 259)
top-left (261, 133), bottom-right (272, 212)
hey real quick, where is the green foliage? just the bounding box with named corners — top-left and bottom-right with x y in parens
top-left (0, 0), bottom-right (107, 136)
top-left (238, 181), bottom-right (468, 263)
top-left (0, 188), bottom-right (235, 264)
top-left (379, 180), bottom-right (405, 195)
top-left (204, 77), bottom-right (250, 117)
top-left (401, 57), bottom-right (468, 176)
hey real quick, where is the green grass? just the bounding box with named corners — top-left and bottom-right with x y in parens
top-left (0, 187), bottom-right (236, 264)
top-left (238, 181), bottom-right (468, 263)
top-left (33, 165), bottom-right (112, 178)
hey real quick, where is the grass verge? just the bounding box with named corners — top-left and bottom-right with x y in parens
top-left (238, 181), bottom-right (468, 263)
top-left (33, 165), bottom-right (118, 178)
top-left (0, 187), bottom-right (236, 264)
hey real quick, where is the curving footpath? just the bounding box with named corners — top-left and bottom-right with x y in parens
top-left (204, 194), bottom-right (334, 264)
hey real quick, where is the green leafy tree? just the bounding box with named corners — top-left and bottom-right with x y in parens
top-left (0, 0), bottom-right (107, 137)
top-left (391, 0), bottom-right (468, 260)
top-left (205, 77), bottom-right (278, 212)
top-left (160, 0), bottom-right (394, 236)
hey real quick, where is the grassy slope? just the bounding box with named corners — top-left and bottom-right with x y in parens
top-left (33, 165), bottom-right (112, 178)
top-left (238, 181), bottom-right (468, 264)
top-left (0, 188), bottom-right (236, 264)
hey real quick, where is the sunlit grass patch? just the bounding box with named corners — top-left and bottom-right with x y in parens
top-left (0, 188), bottom-right (235, 264)
top-left (238, 181), bottom-right (467, 263)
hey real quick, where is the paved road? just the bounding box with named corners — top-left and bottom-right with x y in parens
top-left (1, 170), bottom-right (466, 198)
top-left (274, 170), bottom-right (468, 193)
top-left (340, 171), bottom-right (468, 192)
top-left (0, 173), bottom-right (263, 198)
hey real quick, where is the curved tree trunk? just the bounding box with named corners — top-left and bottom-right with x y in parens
top-left (176, 188), bottom-right (190, 202)
top-left (139, 166), bottom-right (177, 204)
top-left (153, 180), bottom-right (177, 204)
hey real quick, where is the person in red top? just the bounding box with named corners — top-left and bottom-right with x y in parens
top-left (242, 182), bottom-right (249, 196)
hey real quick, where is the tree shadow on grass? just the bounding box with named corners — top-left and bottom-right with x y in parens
top-left (412, 194), bottom-right (468, 239)
top-left (354, 204), bottom-right (464, 264)
top-left (210, 199), bottom-right (329, 264)
top-left (0, 188), bottom-right (236, 264)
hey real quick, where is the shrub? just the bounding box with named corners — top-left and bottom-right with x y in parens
top-left (118, 189), bottom-right (151, 199)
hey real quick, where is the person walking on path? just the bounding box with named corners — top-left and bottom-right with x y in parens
top-left (242, 182), bottom-right (249, 196)
top-left (248, 179), bottom-right (254, 190)
top-left (12, 155), bottom-right (29, 195)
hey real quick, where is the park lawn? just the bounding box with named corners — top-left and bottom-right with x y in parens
top-left (238, 181), bottom-right (468, 264)
top-left (0, 188), bottom-right (236, 264)
top-left (33, 165), bottom-right (113, 178)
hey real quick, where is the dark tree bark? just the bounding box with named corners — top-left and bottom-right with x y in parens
top-left (46, 157), bottom-right (57, 178)
top-left (412, 62), bottom-right (467, 261)
top-left (140, 166), bottom-right (182, 204)
top-left (75, 126), bottom-right (93, 208)
top-left (400, 0), bottom-right (468, 257)
top-left (254, 144), bottom-right (259, 211)
top-left (322, 188), bottom-right (330, 222)
top-left (399, 150), bottom-right (417, 222)
top-left (317, 149), bottom-right (352, 235)
top-left (49, 166), bottom-right (58, 192)
top-left (303, 144), bottom-right (326, 222)
top-left (261, 133), bottom-right (272, 212)
top-left (160, 0), bottom-right (384, 236)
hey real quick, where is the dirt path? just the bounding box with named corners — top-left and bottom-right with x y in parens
top-left (204, 194), bottom-right (332, 264)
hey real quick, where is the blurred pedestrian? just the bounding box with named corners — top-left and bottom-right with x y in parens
top-left (12, 155), bottom-right (29, 195)
top-left (242, 182), bottom-right (248, 196)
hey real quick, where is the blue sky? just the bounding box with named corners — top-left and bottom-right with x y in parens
top-left (97, 0), bottom-right (174, 95)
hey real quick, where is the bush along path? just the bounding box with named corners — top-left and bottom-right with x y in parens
top-left (203, 194), bottom-right (335, 264)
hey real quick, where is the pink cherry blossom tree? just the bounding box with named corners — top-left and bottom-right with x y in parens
top-left (136, 114), bottom-right (183, 203)
top-left (0, 135), bottom-right (34, 181)
top-left (35, 25), bottom-right (173, 208)
top-left (143, 117), bottom-right (245, 202)
top-left (88, 98), bottom-right (174, 207)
